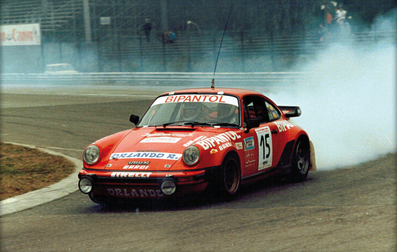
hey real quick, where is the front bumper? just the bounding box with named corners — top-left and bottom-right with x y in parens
top-left (78, 169), bottom-right (209, 199)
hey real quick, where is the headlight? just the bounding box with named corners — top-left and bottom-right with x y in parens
top-left (79, 177), bottom-right (93, 194)
top-left (83, 145), bottom-right (100, 165)
top-left (183, 146), bottom-right (200, 166)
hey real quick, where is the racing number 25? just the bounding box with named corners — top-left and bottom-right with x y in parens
top-left (255, 126), bottom-right (273, 171)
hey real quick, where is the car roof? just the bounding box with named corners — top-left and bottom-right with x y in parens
top-left (158, 87), bottom-right (266, 100)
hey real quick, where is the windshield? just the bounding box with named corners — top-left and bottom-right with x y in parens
top-left (138, 94), bottom-right (240, 127)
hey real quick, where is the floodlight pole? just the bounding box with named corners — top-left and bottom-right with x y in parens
top-left (83, 0), bottom-right (92, 43)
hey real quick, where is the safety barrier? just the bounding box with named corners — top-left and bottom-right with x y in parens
top-left (1, 71), bottom-right (308, 86)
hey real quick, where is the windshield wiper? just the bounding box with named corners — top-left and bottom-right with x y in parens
top-left (212, 123), bottom-right (239, 127)
top-left (162, 121), bottom-right (185, 127)
top-left (161, 121), bottom-right (211, 127)
top-left (161, 121), bottom-right (237, 128)
top-left (184, 122), bottom-right (212, 127)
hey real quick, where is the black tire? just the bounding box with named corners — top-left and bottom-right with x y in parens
top-left (218, 154), bottom-right (241, 196)
top-left (89, 192), bottom-right (117, 205)
top-left (289, 138), bottom-right (310, 182)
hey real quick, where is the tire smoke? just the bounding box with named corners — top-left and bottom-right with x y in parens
top-left (264, 10), bottom-right (396, 170)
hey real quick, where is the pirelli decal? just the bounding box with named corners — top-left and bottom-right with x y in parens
top-left (111, 172), bottom-right (152, 178)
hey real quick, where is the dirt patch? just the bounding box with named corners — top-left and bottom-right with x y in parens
top-left (0, 142), bottom-right (75, 200)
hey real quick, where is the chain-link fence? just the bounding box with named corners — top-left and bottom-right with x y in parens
top-left (1, 0), bottom-right (395, 73)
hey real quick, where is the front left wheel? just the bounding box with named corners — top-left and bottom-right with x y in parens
top-left (219, 154), bottom-right (241, 196)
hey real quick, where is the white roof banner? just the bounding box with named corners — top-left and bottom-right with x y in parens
top-left (153, 94), bottom-right (239, 106)
top-left (0, 23), bottom-right (41, 46)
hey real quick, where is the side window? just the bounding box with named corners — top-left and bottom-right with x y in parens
top-left (243, 96), bottom-right (269, 124)
top-left (265, 101), bottom-right (281, 121)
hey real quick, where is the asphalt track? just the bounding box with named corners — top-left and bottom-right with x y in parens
top-left (1, 84), bottom-right (395, 251)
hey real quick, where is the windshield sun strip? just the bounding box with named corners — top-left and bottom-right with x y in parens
top-left (137, 93), bottom-right (241, 128)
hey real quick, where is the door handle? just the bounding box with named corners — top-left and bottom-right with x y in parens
top-left (271, 129), bottom-right (278, 134)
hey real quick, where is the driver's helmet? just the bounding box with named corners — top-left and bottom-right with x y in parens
top-left (217, 103), bottom-right (237, 122)
top-left (181, 102), bottom-right (201, 121)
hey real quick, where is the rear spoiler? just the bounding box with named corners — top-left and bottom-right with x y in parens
top-left (279, 106), bottom-right (301, 118)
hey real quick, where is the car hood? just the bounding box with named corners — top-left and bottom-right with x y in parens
top-left (104, 126), bottom-right (240, 171)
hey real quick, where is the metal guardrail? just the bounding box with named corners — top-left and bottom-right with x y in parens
top-left (1, 72), bottom-right (308, 85)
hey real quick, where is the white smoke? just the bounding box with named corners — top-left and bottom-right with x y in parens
top-left (262, 10), bottom-right (396, 170)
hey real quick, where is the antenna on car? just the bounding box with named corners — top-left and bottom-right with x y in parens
top-left (211, 4), bottom-right (233, 89)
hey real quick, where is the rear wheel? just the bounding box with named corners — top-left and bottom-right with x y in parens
top-left (289, 138), bottom-right (310, 182)
top-left (218, 154), bottom-right (241, 196)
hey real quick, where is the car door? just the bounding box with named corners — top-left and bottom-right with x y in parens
top-left (241, 96), bottom-right (283, 178)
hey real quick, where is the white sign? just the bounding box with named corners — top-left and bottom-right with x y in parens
top-left (100, 17), bottom-right (111, 25)
top-left (0, 23), bottom-right (41, 46)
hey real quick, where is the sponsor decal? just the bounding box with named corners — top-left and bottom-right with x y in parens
top-left (107, 188), bottom-right (164, 197)
top-left (219, 142), bottom-right (232, 151)
top-left (140, 137), bottom-right (181, 143)
top-left (128, 161), bottom-right (150, 165)
top-left (245, 152), bottom-right (256, 168)
top-left (235, 142), bottom-right (243, 150)
top-left (166, 95), bottom-right (226, 103)
top-left (152, 94), bottom-right (239, 106)
top-left (164, 164), bottom-right (171, 168)
top-left (243, 137), bottom-right (255, 151)
top-left (210, 149), bottom-right (218, 154)
top-left (143, 133), bottom-right (193, 137)
top-left (274, 120), bottom-right (295, 133)
top-left (196, 131), bottom-right (241, 150)
top-left (183, 136), bottom-right (207, 147)
top-left (110, 152), bottom-right (181, 160)
top-left (122, 165), bottom-right (149, 170)
top-left (111, 172), bottom-right (152, 178)
top-left (106, 164), bottom-right (112, 167)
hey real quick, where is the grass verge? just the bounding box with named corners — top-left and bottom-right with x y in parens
top-left (0, 142), bottom-right (75, 200)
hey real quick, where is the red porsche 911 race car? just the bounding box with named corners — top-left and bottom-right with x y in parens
top-left (78, 87), bottom-right (316, 204)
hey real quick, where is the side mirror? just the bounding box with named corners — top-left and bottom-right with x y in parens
top-left (245, 118), bottom-right (260, 133)
top-left (130, 114), bottom-right (139, 125)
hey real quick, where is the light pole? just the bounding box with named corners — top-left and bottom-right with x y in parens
top-left (186, 21), bottom-right (201, 72)
top-left (187, 21), bottom-right (201, 34)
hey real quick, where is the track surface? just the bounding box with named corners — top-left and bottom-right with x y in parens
top-left (1, 85), bottom-right (396, 251)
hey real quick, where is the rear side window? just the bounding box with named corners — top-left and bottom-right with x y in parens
top-left (265, 101), bottom-right (280, 121)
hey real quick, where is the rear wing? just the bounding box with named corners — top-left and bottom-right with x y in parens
top-left (279, 106), bottom-right (301, 118)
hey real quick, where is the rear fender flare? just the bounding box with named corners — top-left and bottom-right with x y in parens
top-left (292, 135), bottom-right (316, 172)
top-left (309, 141), bottom-right (316, 171)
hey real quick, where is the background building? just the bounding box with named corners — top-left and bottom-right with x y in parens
top-left (1, 0), bottom-right (396, 73)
